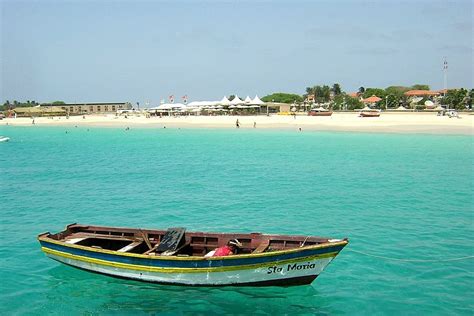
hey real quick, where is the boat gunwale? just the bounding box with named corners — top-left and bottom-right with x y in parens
top-left (38, 227), bottom-right (348, 261)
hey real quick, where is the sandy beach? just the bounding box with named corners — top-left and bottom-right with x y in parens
top-left (1, 112), bottom-right (472, 135)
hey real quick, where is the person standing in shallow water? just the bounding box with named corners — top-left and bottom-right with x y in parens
top-left (236, 119), bottom-right (240, 128)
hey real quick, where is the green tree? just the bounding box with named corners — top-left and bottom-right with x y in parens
top-left (467, 89), bottom-right (473, 110)
top-left (331, 94), bottom-right (346, 110)
top-left (358, 87), bottom-right (365, 94)
top-left (322, 85), bottom-right (331, 101)
top-left (363, 88), bottom-right (386, 99)
top-left (261, 93), bottom-right (303, 104)
top-left (385, 86), bottom-right (410, 96)
top-left (411, 84), bottom-right (430, 90)
top-left (346, 95), bottom-right (364, 110)
top-left (332, 83), bottom-right (342, 96)
top-left (52, 101), bottom-right (66, 105)
top-left (311, 85), bottom-right (331, 102)
top-left (441, 89), bottom-right (468, 110)
top-left (385, 94), bottom-right (401, 109)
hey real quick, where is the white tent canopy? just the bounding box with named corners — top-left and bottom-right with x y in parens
top-left (230, 95), bottom-right (244, 105)
top-left (250, 95), bottom-right (265, 105)
top-left (153, 103), bottom-right (186, 110)
top-left (187, 101), bottom-right (219, 107)
top-left (219, 96), bottom-right (231, 105)
top-left (244, 96), bottom-right (252, 103)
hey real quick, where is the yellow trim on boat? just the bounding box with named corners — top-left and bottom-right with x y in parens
top-left (38, 236), bottom-right (347, 261)
top-left (42, 247), bottom-right (338, 274)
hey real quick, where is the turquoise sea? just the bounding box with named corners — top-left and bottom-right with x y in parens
top-left (0, 126), bottom-right (472, 315)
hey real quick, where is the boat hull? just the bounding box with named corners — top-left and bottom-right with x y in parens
top-left (359, 112), bottom-right (380, 117)
top-left (40, 239), bottom-right (346, 286)
top-left (308, 112), bottom-right (333, 116)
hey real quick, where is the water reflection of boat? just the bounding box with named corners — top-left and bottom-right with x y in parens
top-left (38, 223), bottom-right (349, 286)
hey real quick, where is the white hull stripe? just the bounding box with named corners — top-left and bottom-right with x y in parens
top-left (47, 252), bottom-right (334, 285)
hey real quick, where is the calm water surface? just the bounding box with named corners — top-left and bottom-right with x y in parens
top-left (0, 126), bottom-right (472, 315)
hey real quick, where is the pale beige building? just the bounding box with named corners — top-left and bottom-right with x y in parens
top-left (40, 102), bottom-right (132, 114)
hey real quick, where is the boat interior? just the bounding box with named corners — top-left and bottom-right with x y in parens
top-left (41, 223), bottom-right (336, 257)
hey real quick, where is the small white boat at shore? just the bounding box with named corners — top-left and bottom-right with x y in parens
top-left (0, 136), bottom-right (10, 142)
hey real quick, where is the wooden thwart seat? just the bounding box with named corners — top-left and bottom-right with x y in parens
top-left (252, 240), bottom-right (270, 254)
top-left (65, 237), bottom-right (87, 244)
top-left (117, 241), bottom-right (143, 253)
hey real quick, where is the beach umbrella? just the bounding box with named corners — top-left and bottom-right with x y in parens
top-left (362, 95), bottom-right (382, 103)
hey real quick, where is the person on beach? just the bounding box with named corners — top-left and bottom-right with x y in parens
top-left (253, 121), bottom-right (256, 128)
top-left (205, 239), bottom-right (243, 257)
top-left (236, 119), bottom-right (240, 128)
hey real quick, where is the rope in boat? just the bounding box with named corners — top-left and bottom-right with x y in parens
top-left (300, 236), bottom-right (310, 247)
top-left (347, 249), bottom-right (474, 263)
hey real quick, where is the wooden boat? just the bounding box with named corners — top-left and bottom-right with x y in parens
top-left (308, 107), bottom-right (333, 116)
top-left (359, 110), bottom-right (381, 117)
top-left (38, 223), bottom-right (348, 287)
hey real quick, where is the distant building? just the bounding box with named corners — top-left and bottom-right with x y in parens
top-left (404, 90), bottom-right (440, 97)
top-left (39, 102), bottom-right (132, 114)
top-left (305, 95), bottom-right (315, 103)
top-left (13, 106), bottom-right (66, 117)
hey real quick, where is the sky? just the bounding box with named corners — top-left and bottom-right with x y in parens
top-left (1, 0), bottom-right (472, 104)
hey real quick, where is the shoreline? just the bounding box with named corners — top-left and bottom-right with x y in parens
top-left (1, 113), bottom-right (472, 135)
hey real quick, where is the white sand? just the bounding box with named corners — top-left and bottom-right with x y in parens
top-left (1, 112), bottom-right (472, 135)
